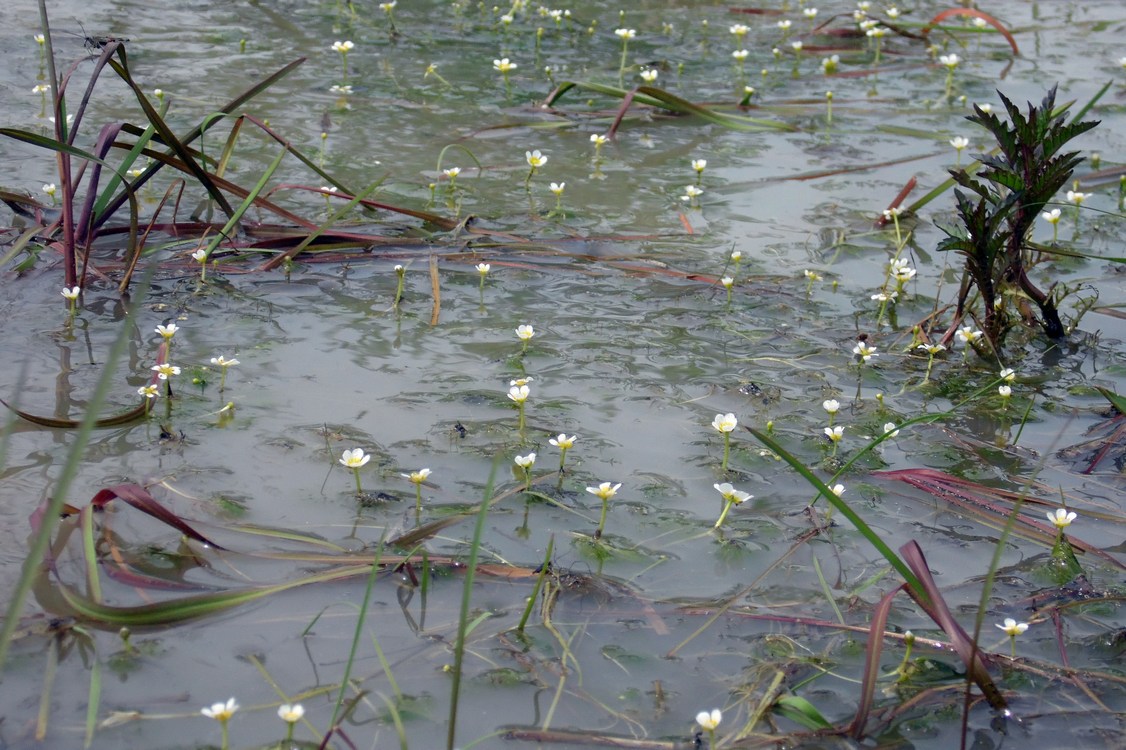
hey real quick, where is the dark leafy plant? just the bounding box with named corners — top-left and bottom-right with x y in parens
top-left (937, 86), bottom-right (1098, 344)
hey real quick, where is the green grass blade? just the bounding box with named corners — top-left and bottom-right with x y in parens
top-left (202, 144), bottom-right (288, 258)
top-left (447, 458), bottom-right (498, 750)
top-left (330, 544), bottom-right (384, 730)
top-left (517, 535), bottom-right (554, 632)
top-left (54, 564), bottom-right (368, 626)
top-left (773, 695), bottom-right (833, 730)
top-left (546, 80), bottom-right (795, 132)
top-left (747, 428), bottom-right (926, 600)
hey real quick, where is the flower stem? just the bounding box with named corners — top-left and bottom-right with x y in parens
top-left (352, 468), bottom-right (363, 495)
top-left (415, 484), bottom-right (423, 514)
top-left (721, 432), bottom-right (731, 473)
top-left (714, 499), bottom-right (734, 529)
top-left (596, 499), bottom-right (609, 538)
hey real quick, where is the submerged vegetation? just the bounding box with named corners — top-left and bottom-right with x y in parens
top-left (1, 1), bottom-right (1126, 749)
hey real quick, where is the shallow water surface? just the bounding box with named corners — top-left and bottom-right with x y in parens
top-left (2, 1), bottom-right (1126, 748)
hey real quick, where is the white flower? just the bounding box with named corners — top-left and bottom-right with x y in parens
top-left (476, 262), bottom-right (490, 276)
top-left (791, 41), bottom-right (803, 52)
top-left (720, 277), bottom-right (734, 289)
top-left (32, 83), bottom-right (50, 94)
top-left (201, 698), bottom-right (239, 721)
top-left (732, 49), bottom-right (749, 61)
top-left (683, 185), bottom-right (703, 199)
top-left (509, 377), bottom-right (533, 387)
top-left (955, 326), bottom-right (982, 345)
top-left (278, 704), bottom-right (305, 723)
top-left (379, 1), bottom-right (396, 10)
top-left (998, 385), bottom-right (1012, 398)
top-left (34, 33), bottom-right (45, 44)
top-left (804, 269), bottom-right (822, 281)
top-left (586, 481), bottom-right (621, 500)
top-left (640, 68), bottom-right (658, 83)
top-left (852, 341), bottom-right (878, 362)
top-left (493, 57), bottom-right (517, 73)
top-left (711, 413), bottom-right (737, 433)
top-left (339, 448), bottom-right (370, 469)
top-left (402, 468), bottom-right (432, 484)
top-left (871, 291), bottom-right (897, 303)
top-left (138, 384), bottom-right (159, 399)
top-left (1066, 190), bottom-right (1089, 206)
top-left (730, 250), bottom-right (741, 262)
top-left (883, 422), bottom-right (900, 437)
top-left (999, 367), bottom-right (1016, 382)
top-left (61, 286), bottom-right (80, 301)
top-left (824, 425), bottom-right (844, 442)
top-left (507, 384), bottom-right (530, 403)
top-left (191, 249), bottom-right (207, 263)
top-left (777, 20), bottom-right (792, 31)
top-left (729, 24), bottom-right (749, 37)
top-left (151, 363), bottom-right (181, 380)
top-left (155, 323), bottom-right (178, 339)
top-left (917, 343), bottom-right (946, 355)
top-left (590, 133), bottom-right (608, 146)
top-left (549, 182), bottom-right (565, 195)
top-left (549, 434), bottom-right (576, 449)
top-left (525, 150), bottom-right (547, 168)
top-left (883, 207), bottom-right (903, 220)
top-left (43, 183), bottom-right (57, 197)
top-left (977, 103), bottom-right (993, 114)
top-left (692, 159), bottom-right (707, 173)
top-left (443, 167), bottom-right (461, 178)
top-left (614, 28), bottom-right (636, 40)
top-left (821, 55), bottom-right (839, 72)
top-left (939, 53), bottom-right (960, 68)
top-left (1046, 507), bottom-right (1077, 529)
top-left (1042, 208), bottom-right (1062, 225)
top-left (886, 6), bottom-right (899, 19)
top-left (514, 452), bottom-right (536, 469)
top-left (331, 40), bottom-right (354, 53)
top-left (950, 136), bottom-right (969, 151)
top-left (803, 8), bottom-right (818, 19)
top-left (995, 618), bottom-right (1028, 637)
top-left (714, 483), bottom-right (752, 505)
top-left (866, 26), bottom-right (886, 38)
top-left (515, 324), bottom-right (535, 341)
top-left (210, 355), bottom-right (239, 368)
top-left (329, 84), bottom-right (353, 95)
top-left (696, 709), bottom-right (722, 731)
top-left (822, 399), bottom-right (840, 415)
top-left (830, 484), bottom-right (845, 497)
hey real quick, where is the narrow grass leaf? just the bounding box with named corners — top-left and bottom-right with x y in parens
top-left (924, 9), bottom-right (1019, 55)
top-left (773, 695), bottom-right (833, 730)
top-left (88, 483), bottom-right (224, 550)
top-left (848, 582), bottom-right (907, 739)
top-left (899, 541), bottom-right (1008, 711)
top-left (747, 428), bottom-right (925, 599)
